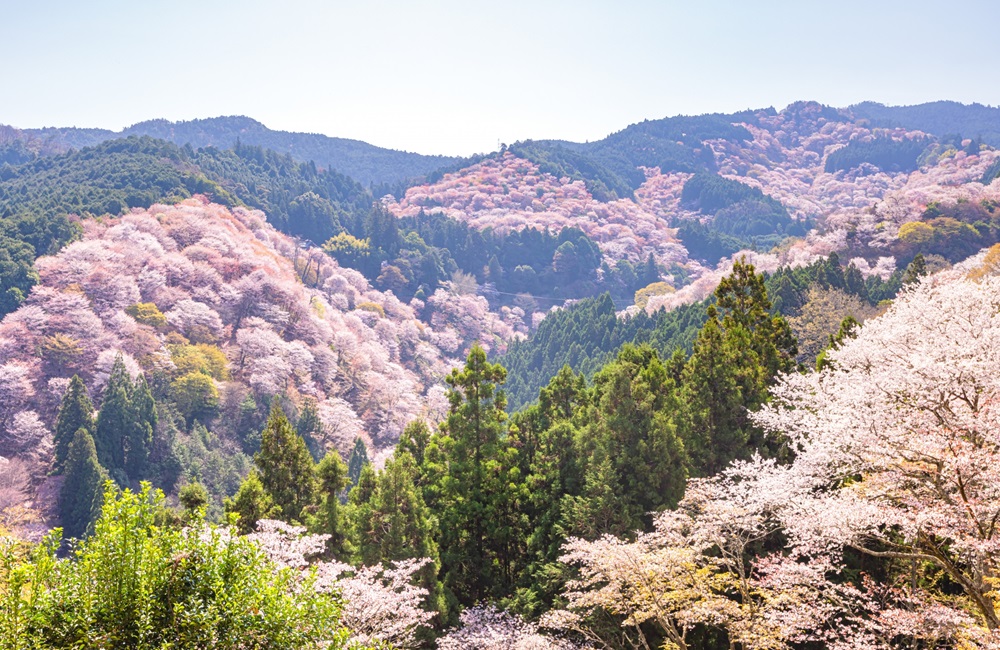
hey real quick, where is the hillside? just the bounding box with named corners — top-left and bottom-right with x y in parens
top-left (850, 100), bottom-right (1000, 146)
top-left (0, 198), bottom-right (495, 514)
top-left (22, 116), bottom-right (460, 187)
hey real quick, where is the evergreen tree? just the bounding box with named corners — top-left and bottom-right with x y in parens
top-left (254, 404), bottom-right (316, 522)
top-left (586, 345), bottom-right (687, 525)
top-left (903, 253), bottom-right (928, 285)
top-left (712, 258), bottom-right (797, 459)
top-left (347, 450), bottom-right (443, 618)
top-left (432, 344), bottom-right (524, 609)
top-left (224, 469), bottom-right (279, 534)
top-left (347, 437), bottom-right (369, 488)
top-left (638, 252), bottom-right (661, 287)
top-left (53, 375), bottom-right (95, 474)
top-left (124, 374), bottom-right (156, 481)
top-left (816, 315), bottom-right (861, 371)
top-left (59, 429), bottom-right (108, 540)
top-left (678, 306), bottom-right (746, 476)
top-left (397, 420), bottom-right (431, 468)
top-left (296, 398), bottom-right (324, 461)
top-left (94, 356), bottom-right (133, 483)
top-left (314, 451), bottom-right (349, 556)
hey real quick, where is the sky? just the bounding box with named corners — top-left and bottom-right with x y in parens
top-left (2, 0), bottom-right (1000, 156)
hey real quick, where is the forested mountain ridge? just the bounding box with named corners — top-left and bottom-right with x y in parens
top-left (20, 116), bottom-right (461, 187)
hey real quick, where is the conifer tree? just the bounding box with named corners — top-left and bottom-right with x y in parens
top-left (59, 428), bottom-right (108, 540)
top-left (53, 375), bottom-right (95, 473)
top-left (711, 258), bottom-right (797, 460)
top-left (397, 420), bottom-right (431, 468)
top-left (678, 305), bottom-right (745, 475)
top-left (124, 374), bottom-right (156, 481)
top-left (296, 398), bottom-right (324, 461)
top-left (432, 344), bottom-right (524, 607)
top-left (94, 356), bottom-right (132, 480)
top-left (224, 469), bottom-right (278, 534)
top-left (587, 345), bottom-right (687, 523)
top-left (254, 404), bottom-right (316, 522)
top-left (902, 253), bottom-right (928, 285)
top-left (314, 451), bottom-right (349, 556)
top-left (347, 437), bottom-right (369, 488)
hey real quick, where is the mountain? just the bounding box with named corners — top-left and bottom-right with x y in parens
top-left (0, 198), bottom-right (476, 513)
top-left (22, 116), bottom-right (461, 187)
top-left (850, 100), bottom-right (1000, 146)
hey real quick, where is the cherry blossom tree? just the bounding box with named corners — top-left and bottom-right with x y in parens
top-left (552, 260), bottom-right (1000, 648)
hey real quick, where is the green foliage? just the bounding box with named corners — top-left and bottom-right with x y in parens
top-left (170, 372), bottom-right (220, 424)
top-left (506, 141), bottom-right (634, 201)
top-left (824, 135), bottom-right (931, 173)
top-left (313, 452), bottom-right (350, 555)
top-left (0, 210), bottom-right (78, 317)
top-left (816, 315), bottom-right (861, 371)
top-left (296, 399), bottom-right (325, 462)
top-left (394, 211), bottom-right (604, 303)
top-left (0, 232), bottom-right (39, 317)
top-left (93, 356), bottom-right (157, 485)
top-left (902, 252), bottom-right (928, 285)
top-left (581, 345), bottom-right (687, 530)
top-left (518, 112), bottom-right (756, 198)
top-left (347, 437), bottom-right (370, 490)
top-left (499, 293), bottom-right (707, 411)
top-left (397, 420), bottom-right (432, 468)
top-left (676, 306), bottom-right (747, 475)
top-left (125, 302), bottom-right (167, 329)
top-left (58, 430), bottom-right (107, 540)
top-left (224, 469), bottom-right (279, 534)
top-left (3, 483), bottom-right (349, 648)
top-left (982, 157), bottom-right (1000, 185)
top-left (168, 343), bottom-right (230, 380)
top-left (110, 114), bottom-right (459, 187)
top-left (53, 376), bottom-right (95, 474)
top-left (678, 173), bottom-right (803, 264)
top-left (0, 136), bottom-right (232, 222)
top-left (850, 101), bottom-right (1000, 148)
top-left (427, 345), bottom-right (525, 610)
top-left (172, 422), bottom-right (251, 521)
top-left (177, 481), bottom-right (209, 516)
top-left (254, 405), bottom-right (316, 523)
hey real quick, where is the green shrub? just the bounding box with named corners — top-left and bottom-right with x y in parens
top-left (0, 483), bottom-right (357, 649)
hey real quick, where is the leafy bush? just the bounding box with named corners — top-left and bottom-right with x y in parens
top-left (0, 483), bottom-right (356, 649)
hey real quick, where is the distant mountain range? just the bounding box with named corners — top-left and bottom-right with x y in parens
top-left (9, 101), bottom-right (999, 192)
top-left (19, 116), bottom-right (461, 188)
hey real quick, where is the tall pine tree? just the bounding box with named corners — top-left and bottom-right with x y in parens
top-left (678, 305), bottom-right (745, 476)
top-left (94, 356), bottom-right (132, 482)
top-left (124, 375), bottom-right (156, 481)
top-left (254, 404), bottom-right (316, 522)
top-left (53, 375), bottom-right (95, 474)
top-left (59, 429), bottom-right (108, 540)
top-left (314, 451), bottom-right (349, 556)
top-left (431, 344), bottom-right (524, 610)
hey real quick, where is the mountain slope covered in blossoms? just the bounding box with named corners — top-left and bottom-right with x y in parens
top-left (0, 198), bottom-right (531, 519)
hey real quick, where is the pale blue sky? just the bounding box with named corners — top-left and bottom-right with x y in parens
top-left (2, 0), bottom-right (998, 156)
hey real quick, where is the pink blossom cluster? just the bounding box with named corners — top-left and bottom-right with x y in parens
top-left (438, 604), bottom-right (585, 650)
top-left (248, 519), bottom-right (435, 649)
top-left (0, 198), bottom-right (469, 466)
top-left (424, 287), bottom-right (526, 356)
top-left (383, 153), bottom-right (689, 269)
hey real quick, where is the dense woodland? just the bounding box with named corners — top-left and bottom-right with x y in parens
top-left (3, 101), bottom-right (1000, 647)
